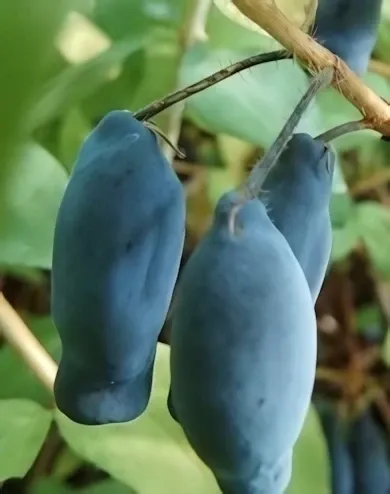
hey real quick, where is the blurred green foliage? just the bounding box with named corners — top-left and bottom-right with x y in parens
top-left (1, 1), bottom-right (390, 493)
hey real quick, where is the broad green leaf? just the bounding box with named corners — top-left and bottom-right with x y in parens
top-left (0, 265), bottom-right (45, 284)
top-left (214, 0), bottom-right (316, 34)
top-left (93, 0), bottom-right (149, 40)
top-left (30, 478), bottom-right (135, 494)
top-left (331, 220), bottom-right (359, 264)
top-left (363, 71), bottom-right (390, 100)
top-left (0, 316), bottom-right (61, 405)
top-left (207, 134), bottom-right (254, 204)
top-left (84, 480), bottom-right (135, 494)
top-left (331, 154), bottom-right (348, 195)
top-left (82, 49), bottom-right (145, 120)
top-left (30, 479), bottom-right (71, 494)
top-left (287, 406), bottom-right (330, 494)
top-left (0, 0), bottom-right (69, 182)
top-left (213, 0), bottom-right (269, 35)
top-left (356, 304), bottom-right (383, 331)
top-left (330, 192), bottom-right (359, 263)
top-left (181, 44), bottom-right (324, 149)
top-left (58, 107), bottom-right (91, 172)
top-left (207, 2), bottom-right (274, 49)
top-left (206, 167), bottom-right (239, 206)
top-left (51, 447), bottom-right (83, 481)
top-left (356, 304), bottom-right (384, 341)
top-left (92, 0), bottom-right (187, 40)
top-left (375, 20), bottom-right (390, 63)
top-left (356, 201), bottom-right (390, 279)
top-left (0, 399), bottom-right (52, 481)
top-left (0, 143), bottom-right (68, 268)
top-left (30, 37), bottom-right (145, 131)
top-left (316, 87), bottom-right (361, 153)
top-left (330, 191), bottom-right (354, 229)
top-left (57, 343), bottom-right (220, 494)
top-left (130, 27), bottom-right (181, 130)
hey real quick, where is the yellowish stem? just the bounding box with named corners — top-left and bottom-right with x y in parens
top-left (0, 293), bottom-right (57, 392)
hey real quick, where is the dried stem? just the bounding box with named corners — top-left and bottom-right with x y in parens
top-left (351, 169), bottom-right (390, 196)
top-left (232, 0), bottom-right (390, 136)
top-left (135, 50), bottom-right (290, 122)
top-left (0, 293), bottom-right (57, 392)
top-left (369, 59), bottom-right (390, 79)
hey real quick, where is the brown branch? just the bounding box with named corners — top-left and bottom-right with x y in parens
top-left (232, 0), bottom-right (390, 136)
top-left (0, 293), bottom-right (57, 391)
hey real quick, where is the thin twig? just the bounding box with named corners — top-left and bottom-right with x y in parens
top-left (350, 169), bottom-right (390, 196)
top-left (244, 67), bottom-right (333, 197)
top-left (232, 0), bottom-right (390, 136)
top-left (160, 0), bottom-right (214, 162)
top-left (0, 293), bottom-right (57, 392)
top-left (316, 366), bottom-right (345, 386)
top-left (367, 378), bottom-right (390, 433)
top-left (316, 120), bottom-right (370, 143)
top-left (369, 59), bottom-right (390, 79)
top-left (134, 50), bottom-right (290, 122)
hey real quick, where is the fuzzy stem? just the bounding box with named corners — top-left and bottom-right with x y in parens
top-left (316, 120), bottom-right (371, 143)
top-left (244, 67), bottom-right (333, 197)
top-left (134, 50), bottom-right (290, 121)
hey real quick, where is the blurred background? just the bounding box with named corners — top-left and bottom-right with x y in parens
top-left (0, 0), bottom-right (390, 493)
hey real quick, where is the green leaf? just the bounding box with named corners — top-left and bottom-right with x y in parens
top-left (0, 399), bottom-right (52, 481)
top-left (92, 0), bottom-right (186, 40)
top-left (51, 447), bottom-right (82, 481)
top-left (206, 167), bottom-right (239, 206)
top-left (57, 343), bottom-right (220, 494)
top-left (356, 304), bottom-right (383, 331)
top-left (181, 44), bottom-right (324, 149)
top-left (375, 20), bottom-right (390, 63)
top-left (30, 479), bottom-right (71, 494)
top-left (30, 37), bottom-right (145, 131)
top-left (58, 107), bottom-right (91, 173)
top-left (287, 406), bottom-right (330, 494)
top-left (0, 264), bottom-right (45, 284)
top-left (330, 192), bottom-right (359, 263)
top-left (356, 304), bottom-right (384, 341)
top-left (330, 190), bottom-right (354, 228)
top-left (207, 134), bottom-right (255, 205)
top-left (207, 2), bottom-right (271, 49)
top-left (331, 220), bottom-right (359, 264)
top-left (30, 478), bottom-right (135, 494)
top-left (82, 49), bottom-right (145, 120)
top-left (331, 153), bottom-right (348, 195)
top-left (130, 27), bottom-right (181, 130)
top-left (356, 201), bottom-right (390, 279)
top-left (0, 142), bottom-right (68, 268)
top-left (83, 479), bottom-right (135, 494)
top-left (0, 316), bottom-right (61, 405)
top-left (0, 0), bottom-right (69, 181)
